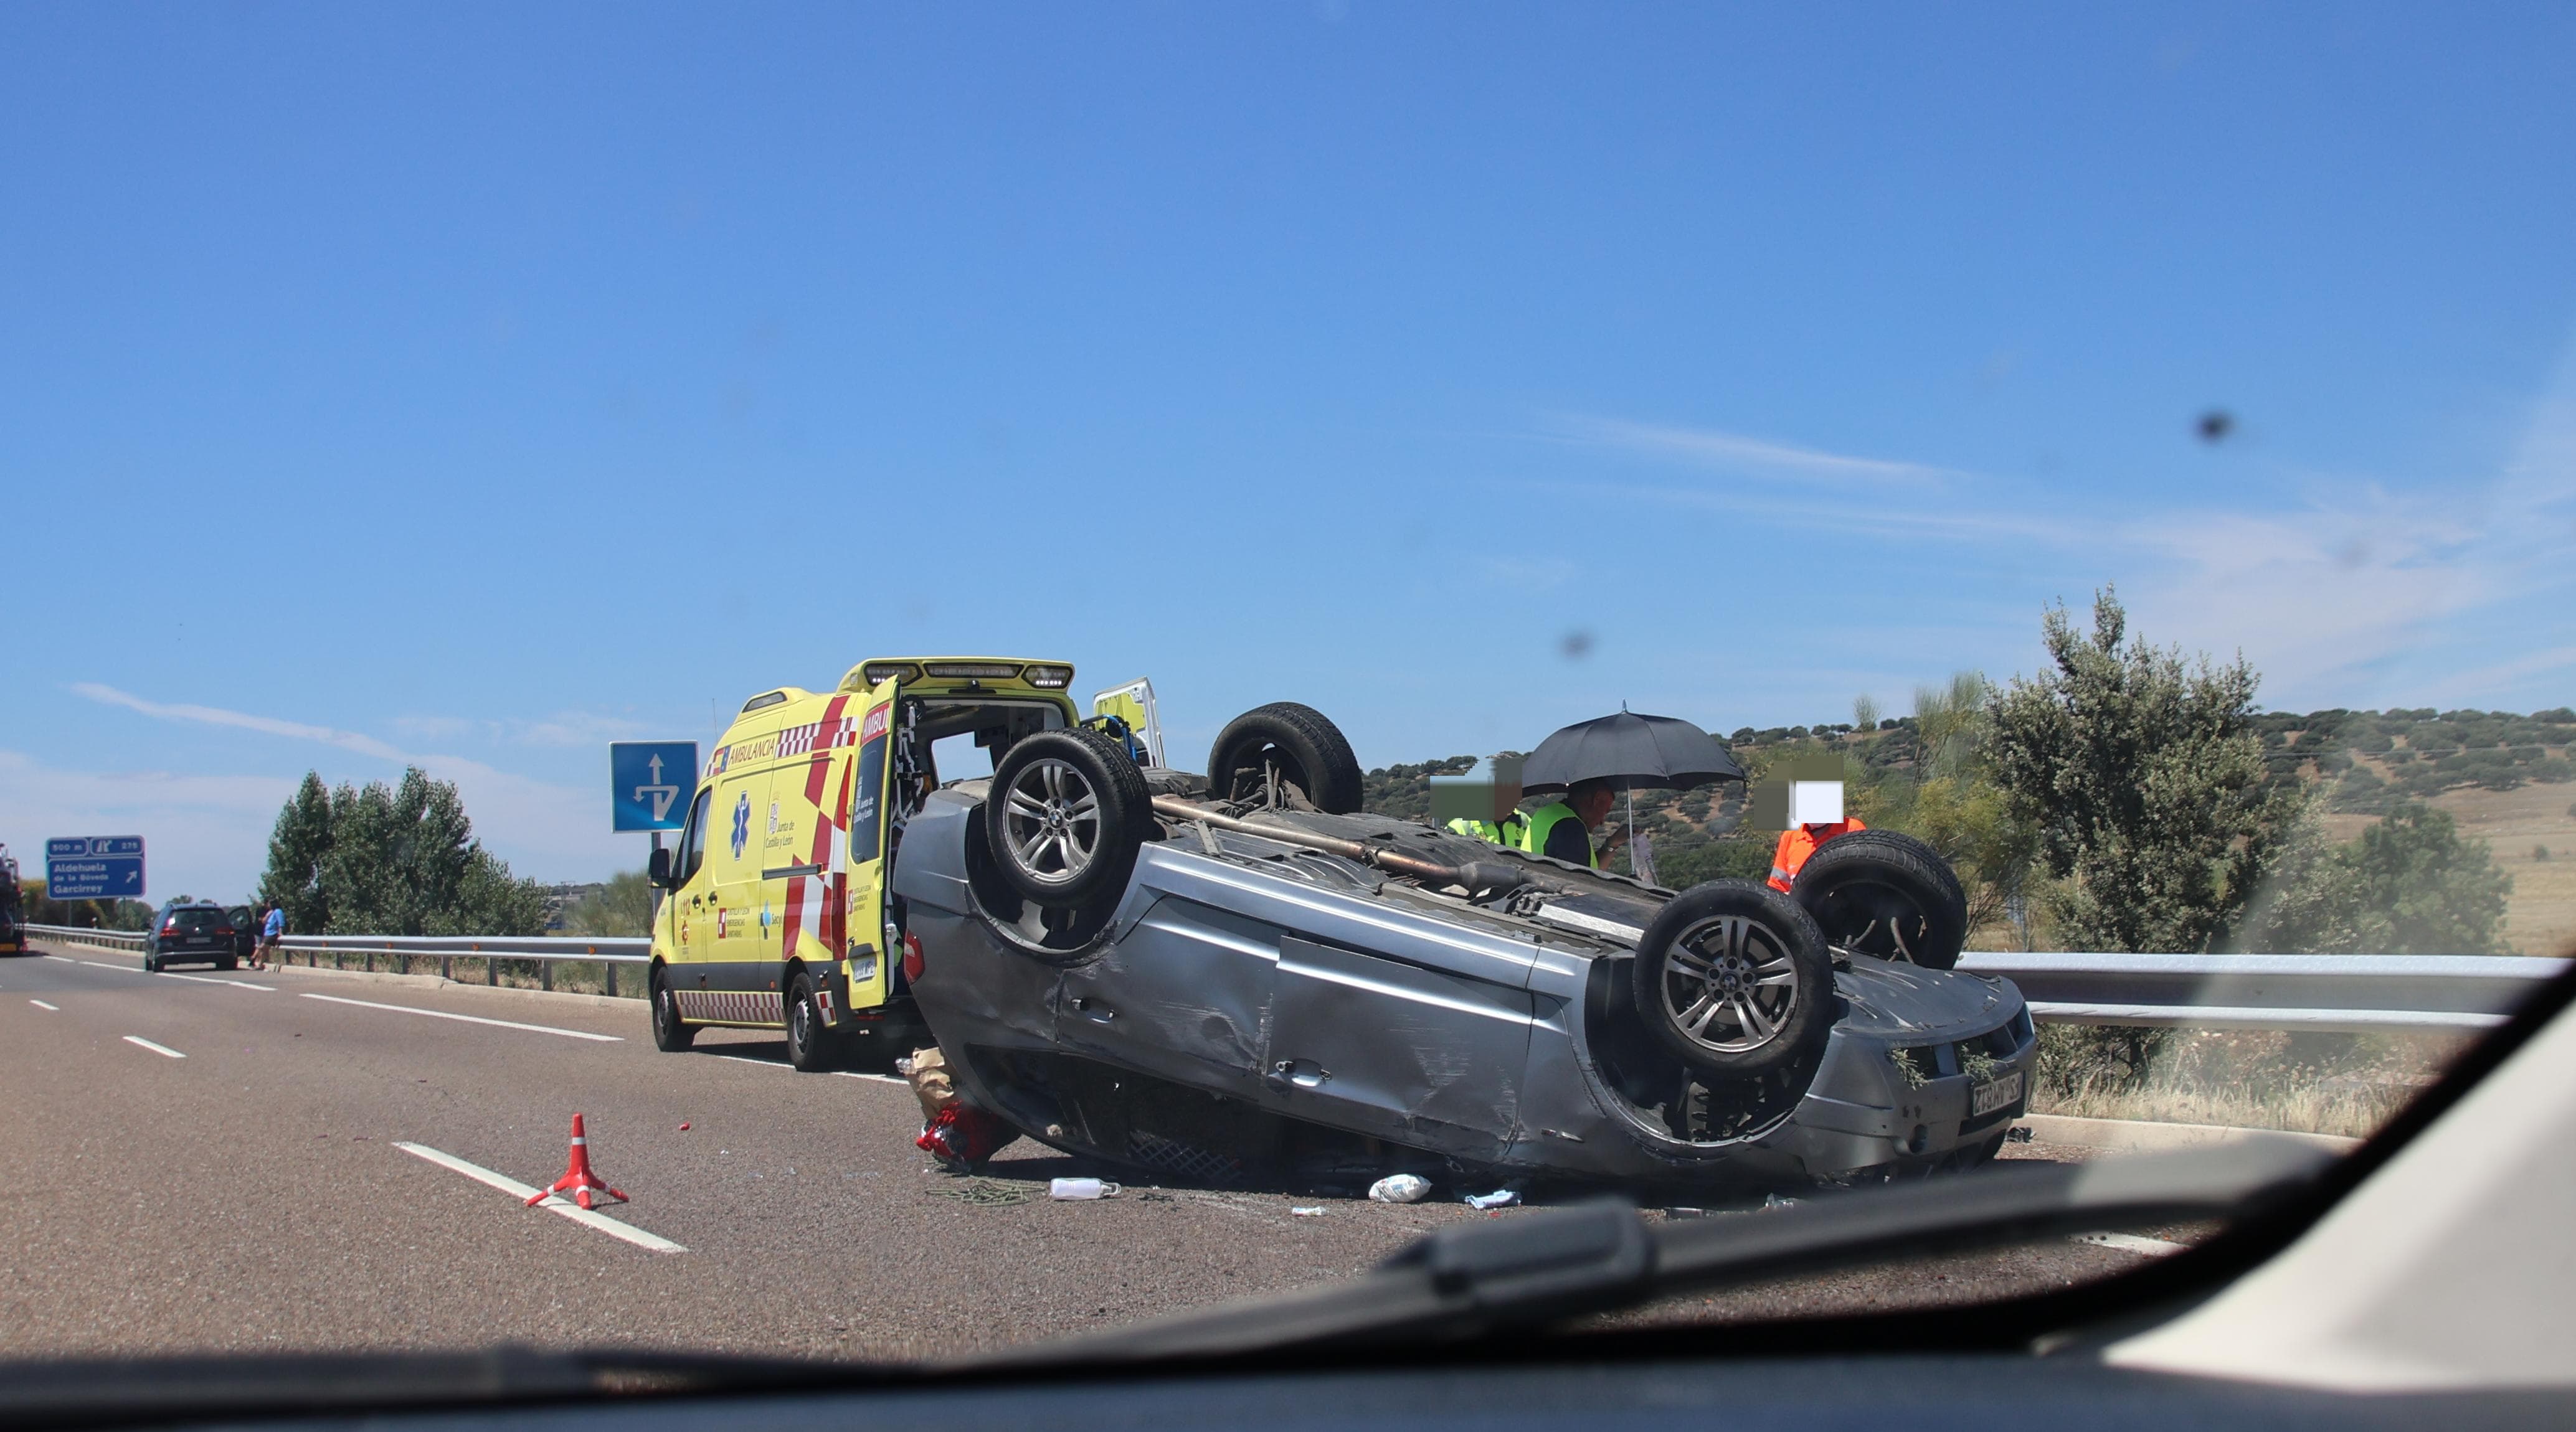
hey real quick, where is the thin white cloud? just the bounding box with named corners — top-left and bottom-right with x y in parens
top-left (1535, 364), bottom-right (2576, 713)
top-left (66, 685), bottom-right (630, 882)
top-left (72, 683), bottom-right (407, 761)
top-left (1523, 476), bottom-right (2095, 548)
top-left (387, 709), bottom-right (648, 749)
top-left (1549, 415), bottom-right (1963, 488)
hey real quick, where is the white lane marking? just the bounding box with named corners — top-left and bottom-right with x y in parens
top-left (30, 999), bottom-right (60, 1012)
top-left (298, 992), bottom-right (621, 1042)
top-left (715, 1054), bottom-right (787, 1070)
top-left (154, 970), bottom-right (277, 991)
top-left (834, 1070), bottom-right (907, 1085)
top-left (123, 1035), bottom-right (187, 1059)
top-left (394, 1142), bottom-right (686, 1254)
top-left (2075, 1231), bottom-right (2189, 1256)
top-left (80, 961), bottom-right (148, 973)
top-left (45, 955), bottom-right (78, 963)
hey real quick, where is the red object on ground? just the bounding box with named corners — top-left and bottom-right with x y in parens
top-left (526, 1113), bottom-right (628, 1210)
top-left (916, 1103), bottom-right (1013, 1171)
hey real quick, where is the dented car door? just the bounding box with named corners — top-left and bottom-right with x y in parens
top-left (1264, 935), bottom-right (1536, 1152)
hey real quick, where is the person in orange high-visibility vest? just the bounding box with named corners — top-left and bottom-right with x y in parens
top-left (1767, 816), bottom-right (1865, 893)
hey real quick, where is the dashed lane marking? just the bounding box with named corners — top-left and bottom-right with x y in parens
top-left (80, 961), bottom-right (148, 974)
top-left (44, 956), bottom-right (77, 964)
top-left (298, 992), bottom-right (621, 1042)
top-left (29, 999), bottom-right (60, 1012)
top-left (2074, 1231), bottom-right (2188, 1256)
top-left (834, 1071), bottom-right (907, 1085)
top-left (714, 1054), bottom-right (787, 1070)
top-left (154, 970), bottom-right (277, 991)
top-left (123, 1035), bottom-right (187, 1059)
top-left (394, 1142), bottom-right (686, 1254)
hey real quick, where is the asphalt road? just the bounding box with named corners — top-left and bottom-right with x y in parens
top-left (1, 940), bottom-right (2155, 1362)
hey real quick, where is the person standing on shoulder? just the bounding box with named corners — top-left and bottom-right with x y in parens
top-left (256, 902), bottom-right (285, 971)
top-left (1766, 778), bottom-right (1864, 892)
top-left (1518, 777), bottom-right (1627, 869)
top-left (1445, 812), bottom-right (1528, 847)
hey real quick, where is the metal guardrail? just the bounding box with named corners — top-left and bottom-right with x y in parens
top-left (1957, 952), bottom-right (2564, 1032)
top-left (24, 924), bottom-right (649, 996)
top-left (26, 925), bottom-right (2563, 1030)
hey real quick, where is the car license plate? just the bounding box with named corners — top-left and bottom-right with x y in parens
top-left (1971, 1070), bottom-right (2024, 1118)
top-left (186, 935), bottom-right (209, 944)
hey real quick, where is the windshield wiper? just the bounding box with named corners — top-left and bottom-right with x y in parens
top-left (977, 1141), bottom-right (2336, 1367)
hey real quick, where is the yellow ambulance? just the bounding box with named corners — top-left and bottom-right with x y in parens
top-left (644, 656), bottom-right (1087, 1070)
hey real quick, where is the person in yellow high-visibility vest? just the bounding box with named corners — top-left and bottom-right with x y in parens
top-left (1515, 778), bottom-right (1625, 869)
top-left (1446, 813), bottom-right (1529, 847)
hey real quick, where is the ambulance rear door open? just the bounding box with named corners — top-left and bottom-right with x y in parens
top-left (831, 672), bottom-right (903, 1017)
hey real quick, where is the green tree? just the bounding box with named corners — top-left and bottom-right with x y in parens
top-left (258, 771), bottom-right (336, 934)
top-left (1987, 588), bottom-right (2285, 954)
top-left (1843, 672), bottom-right (2038, 939)
top-left (254, 766), bottom-right (547, 936)
top-left (564, 871), bottom-right (658, 937)
top-left (2238, 801), bottom-right (2512, 953)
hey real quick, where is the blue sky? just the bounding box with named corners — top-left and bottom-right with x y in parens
top-left (6, 3), bottom-right (2574, 900)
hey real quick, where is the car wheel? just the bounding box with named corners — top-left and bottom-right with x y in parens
top-left (986, 727), bottom-right (1152, 908)
top-left (1791, 829), bottom-right (1969, 971)
top-left (784, 972), bottom-right (833, 1072)
top-left (219, 956), bottom-right (239, 971)
top-left (1206, 702), bottom-right (1363, 813)
top-left (144, 954), bottom-right (161, 973)
top-left (1631, 879), bottom-right (1832, 1078)
top-left (650, 968), bottom-right (696, 1052)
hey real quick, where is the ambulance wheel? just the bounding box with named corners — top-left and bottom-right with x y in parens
top-left (1791, 829), bottom-right (1968, 971)
top-left (1206, 702), bottom-right (1363, 813)
top-left (650, 968), bottom-right (696, 1052)
top-left (1630, 880), bottom-right (1832, 1078)
top-left (785, 973), bottom-right (836, 1072)
top-left (987, 727), bottom-right (1153, 910)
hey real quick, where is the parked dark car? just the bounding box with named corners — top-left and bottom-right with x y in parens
top-left (143, 901), bottom-right (240, 972)
top-left (892, 702), bottom-right (2032, 1194)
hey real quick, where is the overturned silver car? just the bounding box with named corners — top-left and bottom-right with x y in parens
top-left (890, 703), bottom-right (2035, 1192)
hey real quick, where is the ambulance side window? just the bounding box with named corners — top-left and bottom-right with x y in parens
top-left (676, 788), bottom-right (713, 885)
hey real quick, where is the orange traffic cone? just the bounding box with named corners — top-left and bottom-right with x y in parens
top-left (527, 1113), bottom-right (627, 1210)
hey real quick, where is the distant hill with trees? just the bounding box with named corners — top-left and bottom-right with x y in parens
top-left (1361, 590), bottom-right (2559, 958)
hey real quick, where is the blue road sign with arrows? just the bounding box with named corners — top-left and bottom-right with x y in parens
top-left (611, 742), bottom-right (698, 833)
top-left (46, 836), bottom-right (145, 900)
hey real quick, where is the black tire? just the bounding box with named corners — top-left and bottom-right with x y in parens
top-left (986, 727), bottom-right (1153, 908)
top-left (1629, 879), bottom-right (1833, 1078)
top-left (219, 957), bottom-right (239, 971)
top-left (1206, 702), bottom-right (1363, 814)
top-left (143, 954), bottom-right (161, 974)
top-left (650, 968), bottom-right (696, 1052)
top-left (785, 971), bottom-right (833, 1072)
top-left (1791, 829), bottom-right (1969, 971)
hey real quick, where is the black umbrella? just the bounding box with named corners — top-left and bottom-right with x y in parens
top-left (1520, 710), bottom-right (1745, 794)
top-left (1522, 710), bottom-right (1744, 885)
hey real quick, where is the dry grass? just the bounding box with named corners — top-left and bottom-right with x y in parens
top-left (2029, 1026), bottom-right (2467, 1139)
top-left (2322, 761), bottom-right (2576, 955)
top-left (2029, 1080), bottom-right (2415, 1139)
